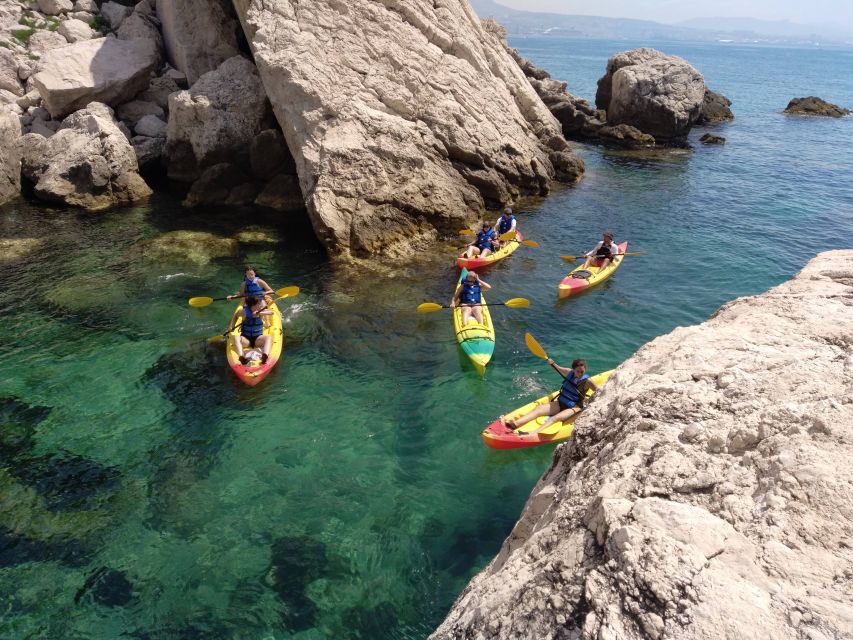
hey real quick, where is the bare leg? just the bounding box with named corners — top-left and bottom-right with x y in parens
top-left (232, 335), bottom-right (248, 358)
top-left (480, 248), bottom-right (492, 258)
top-left (464, 246), bottom-right (482, 259)
top-left (506, 400), bottom-right (560, 431)
top-left (598, 258), bottom-right (612, 270)
top-left (461, 305), bottom-right (473, 325)
top-left (472, 303), bottom-right (484, 324)
top-left (523, 406), bottom-right (581, 435)
top-left (582, 257), bottom-right (594, 269)
top-left (257, 335), bottom-right (271, 356)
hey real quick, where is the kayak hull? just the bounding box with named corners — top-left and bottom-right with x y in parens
top-left (453, 269), bottom-right (495, 377)
top-left (225, 295), bottom-right (284, 386)
top-left (457, 231), bottom-right (523, 270)
top-left (481, 370), bottom-right (614, 449)
top-left (558, 241), bottom-right (628, 299)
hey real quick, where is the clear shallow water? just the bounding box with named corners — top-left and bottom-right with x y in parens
top-left (1, 38), bottom-right (852, 639)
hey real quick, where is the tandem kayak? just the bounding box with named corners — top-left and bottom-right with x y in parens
top-left (225, 295), bottom-right (284, 386)
top-left (558, 241), bottom-right (628, 299)
top-left (481, 370), bottom-right (614, 449)
top-left (453, 269), bottom-right (495, 377)
top-left (457, 231), bottom-right (523, 270)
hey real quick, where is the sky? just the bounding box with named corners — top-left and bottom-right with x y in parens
top-left (491, 0), bottom-right (853, 30)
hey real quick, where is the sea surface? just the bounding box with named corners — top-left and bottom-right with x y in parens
top-left (1, 38), bottom-right (852, 639)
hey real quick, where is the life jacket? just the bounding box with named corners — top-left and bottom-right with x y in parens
top-left (459, 280), bottom-right (481, 305)
top-left (243, 275), bottom-right (264, 297)
top-left (498, 215), bottom-right (516, 235)
top-left (241, 304), bottom-right (264, 338)
top-left (558, 372), bottom-right (590, 407)
top-left (476, 229), bottom-right (496, 250)
top-left (596, 242), bottom-right (615, 259)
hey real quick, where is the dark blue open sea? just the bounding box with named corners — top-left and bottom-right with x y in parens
top-left (0, 37), bottom-right (851, 639)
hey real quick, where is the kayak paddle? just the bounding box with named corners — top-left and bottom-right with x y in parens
top-left (189, 285), bottom-right (300, 308)
top-left (524, 332), bottom-right (567, 380)
top-left (417, 298), bottom-right (530, 313)
top-left (560, 252), bottom-right (644, 262)
top-left (206, 287), bottom-right (300, 343)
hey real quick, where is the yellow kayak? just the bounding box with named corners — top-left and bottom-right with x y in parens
top-left (452, 269), bottom-right (495, 376)
top-left (558, 241), bottom-right (628, 299)
top-left (225, 295), bottom-right (284, 386)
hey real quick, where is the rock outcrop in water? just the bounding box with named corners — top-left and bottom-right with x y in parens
top-left (432, 250), bottom-right (853, 640)
top-left (0, 111), bottom-right (21, 204)
top-left (784, 97), bottom-right (851, 117)
top-left (231, 0), bottom-right (583, 258)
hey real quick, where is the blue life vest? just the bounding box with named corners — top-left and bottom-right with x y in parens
top-left (498, 215), bottom-right (516, 235)
top-left (558, 373), bottom-right (590, 407)
top-left (476, 229), bottom-right (496, 251)
top-left (241, 304), bottom-right (264, 338)
top-left (243, 275), bottom-right (264, 297)
top-left (459, 281), bottom-right (481, 305)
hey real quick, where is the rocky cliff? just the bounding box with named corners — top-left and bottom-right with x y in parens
top-left (231, 0), bottom-right (583, 259)
top-left (431, 250), bottom-right (853, 640)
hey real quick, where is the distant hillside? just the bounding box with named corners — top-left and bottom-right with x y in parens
top-left (469, 0), bottom-right (853, 44)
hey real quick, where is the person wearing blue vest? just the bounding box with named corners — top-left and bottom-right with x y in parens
top-left (227, 265), bottom-right (274, 301)
top-left (461, 221), bottom-right (497, 260)
top-left (504, 358), bottom-right (600, 434)
top-left (229, 295), bottom-right (274, 365)
top-left (492, 207), bottom-right (517, 248)
top-left (450, 270), bottom-right (492, 325)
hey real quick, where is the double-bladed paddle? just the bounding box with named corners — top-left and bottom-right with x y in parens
top-left (189, 285), bottom-right (300, 308)
top-left (206, 287), bottom-right (300, 343)
top-left (560, 252), bottom-right (644, 262)
top-left (458, 229), bottom-right (539, 248)
top-left (417, 298), bottom-right (530, 313)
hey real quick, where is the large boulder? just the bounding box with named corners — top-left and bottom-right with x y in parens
top-left (20, 102), bottom-right (152, 210)
top-left (0, 49), bottom-right (24, 97)
top-left (697, 88), bottom-right (734, 124)
top-left (0, 111), bottom-right (21, 204)
top-left (57, 18), bottom-right (97, 43)
top-left (165, 56), bottom-right (269, 183)
top-left (596, 48), bottom-right (705, 141)
top-left (784, 96), bottom-right (851, 117)
top-left (31, 37), bottom-right (160, 119)
top-left (231, 0), bottom-right (581, 258)
top-left (116, 2), bottom-right (165, 66)
top-left (431, 250), bottom-right (853, 640)
top-left (157, 0), bottom-right (241, 86)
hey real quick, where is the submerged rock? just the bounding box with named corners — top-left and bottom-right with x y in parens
top-left (431, 250), bottom-right (853, 640)
top-left (0, 110), bottom-right (21, 204)
top-left (233, 0), bottom-right (582, 258)
top-left (135, 230), bottom-right (239, 264)
top-left (784, 96), bottom-right (851, 117)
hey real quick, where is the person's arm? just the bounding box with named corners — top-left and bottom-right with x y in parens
top-left (257, 278), bottom-right (274, 294)
top-left (229, 307), bottom-right (244, 332)
top-left (586, 241), bottom-right (603, 257)
top-left (545, 358), bottom-right (570, 376)
top-left (450, 289), bottom-right (460, 308)
top-left (477, 277), bottom-right (492, 291)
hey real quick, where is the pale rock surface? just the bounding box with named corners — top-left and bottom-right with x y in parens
top-left (73, 0), bottom-right (98, 12)
top-left (157, 0), bottom-right (241, 85)
top-left (0, 49), bottom-right (23, 97)
top-left (117, 100), bottom-right (164, 126)
top-left (58, 18), bottom-right (97, 43)
top-left (137, 76), bottom-right (180, 111)
top-left (0, 110), bottom-right (22, 204)
top-left (32, 37), bottom-right (159, 119)
top-left (99, 1), bottom-right (132, 29)
top-left (37, 0), bottom-right (73, 16)
top-left (232, 0), bottom-right (582, 258)
top-left (134, 114), bottom-right (166, 137)
top-left (596, 48), bottom-right (705, 140)
top-left (116, 7), bottom-right (165, 66)
top-left (431, 250), bottom-right (853, 640)
top-left (165, 56), bottom-right (268, 182)
top-left (27, 30), bottom-right (70, 55)
top-left (0, 3), bottom-right (23, 42)
top-left (21, 101), bottom-right (151, 210)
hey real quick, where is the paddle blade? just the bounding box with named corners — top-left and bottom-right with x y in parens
top-left (560, 255), bottom-right (579, 262)
top-left (622, 251), bottom-right (645, 256)
top-left (498, 230), bottom-right (517, 242)
top-left (524, 332), bottom-right (548, 360)
top-left (504, 297), bottom-right (530, 308)
top-left (459, 229), bottom-right (475, 236)
top-left (274, 285), bottom-right (300, 298)
top-left (208, 333), bottom-right (227, 344)
top-left (188, 296), bottom-right (214, 307)
top-left (521, 240), bottom-right (539, 248)
top-left (417, 303), bottom-right (444, 313)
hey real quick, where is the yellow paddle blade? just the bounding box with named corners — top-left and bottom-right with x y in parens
top-left (188, 296), bottom-right (214, 307)
top-left (498, 230), bottom-right (517, 242)
top-left (521, 239), bottom-right (539, 248)
top-left (208, 333), bottom-right (227, 344)
top-left (417, 302), bottom-right (444, 313)
top-left (504, 298), bottom-right (530, 308)
top-left (459, 229), bottom-right (475, 236)
top-left (524, 332), bottom-right (548, 360)
top-left (274, 285), bottom-right (300, 298)
top-left (560, 255), bottom-right (579, 262)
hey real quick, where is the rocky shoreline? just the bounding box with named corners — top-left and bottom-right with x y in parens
top-left (431, 250), bottom-right (853, 640)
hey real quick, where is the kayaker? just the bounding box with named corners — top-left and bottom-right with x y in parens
top-left (504, 358), bottom-right (599, 434)
top-left (451, 270), bottom-right (492, 325)
top-left (581, 231), bottom-right (620, 271)
top-left (230, 295), bottom-right (274, 365)
top-left (461, 221), bottom-right (497, 260)
top-left (493, 206), bottom-right (517, 248)
top-left (226, 266), bottom-right (274, 301)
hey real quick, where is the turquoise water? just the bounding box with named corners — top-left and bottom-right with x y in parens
top-left (1, 38), bottom-right (852, 639)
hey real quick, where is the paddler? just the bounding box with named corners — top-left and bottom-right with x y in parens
top-left (504, 358), bottom-right (599, 434)
top-left (226, 265), bottom-right (274, 301)
top-left (493, 206), bottom-right (517, 248)
top-left (229, 295), bottom-right (274, 365)
top-left (450, 270), bottom-right (491, 325)
top-left (581, 231), bottom-right (620, 271)
top-left (461, 220), bottom-right (497, 260)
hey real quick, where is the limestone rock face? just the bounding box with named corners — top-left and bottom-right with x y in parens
top-left (99, 1), bottom-right (132, 29)
top-left (58, 18), bottom-right (97, 43)
top-left (37, 0), bottom-right (73, 16)
top-left (157, 0), bottom-right (241, 85)
top-left (0, 111), bottom-right (22, 204)
top-left (0, 49), bottom-right (24, 97)
top-left (596, 48), bottom-right (705, 140)
top-left (165, 56), bottom-right (268, 182)
top-left (32, 37), bottom-right (160, 119)
top-left (232, 0), bottom-right (581, 258)
top-left (784, 96), bottom-right (851, 117)
top-left (431, 250), bottom-right (853, 640)
top-left (21, 102), bottom-right (152, 210)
